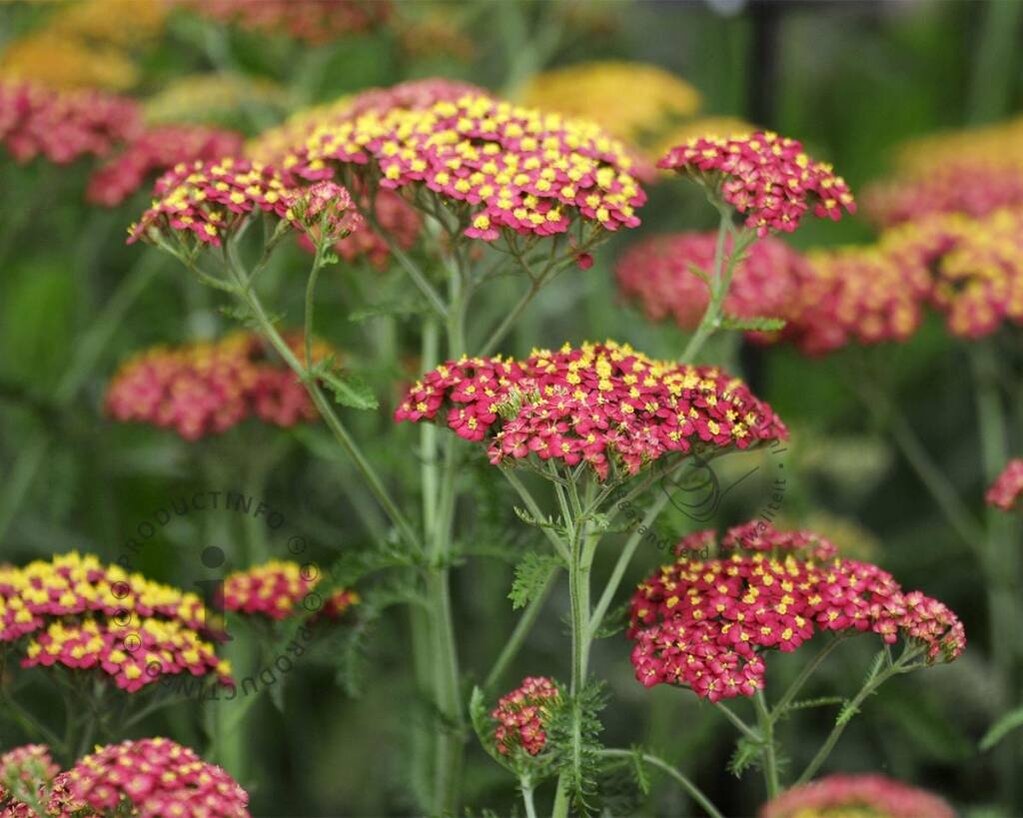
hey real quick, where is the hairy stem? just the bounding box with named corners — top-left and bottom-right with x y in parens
top-left (754, 690), bottom-right (780, 797)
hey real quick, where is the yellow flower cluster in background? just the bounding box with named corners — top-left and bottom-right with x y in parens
top-left (520, 60), bottom-right (701, 144)
top-left (0, 0), bottom-right (165, 90)
top-left (144, 73), bottom-right (289, 126)
top-left (892, 115), bottom-right (1023, 175)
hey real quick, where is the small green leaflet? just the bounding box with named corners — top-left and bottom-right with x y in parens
top-left (980, 705), bottom-right (1023, 751)
top-left (509, 552), bottom-right (561, 610)
top-left (721, 314), bottom-right (787, 332)
top-left (310, 359), bottom-right (379, 410)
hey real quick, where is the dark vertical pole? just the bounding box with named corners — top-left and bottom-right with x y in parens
top-left (739, 0), bottom-right (784, 394)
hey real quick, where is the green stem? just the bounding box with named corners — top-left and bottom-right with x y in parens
top-left (967, 0), bottom-right (1023, 125)
top-left (599, 749), bottom-right (725, 818)
top-left (225, 253), bottom-right (422, 554)
top-left (856, 377), bottom-right (984, 553)
top-left (519, 774), bottom-right (539, 818)
top-left (970, 343), bottom-right (1018, 806)
top-left (681, 215), bottom-right (751, 362)
top-left (770, 636), bottom-right (847, 720)
top-left (796, 648), bottom-right (922, 785)
top-left (754, 690), bottom-right (780, 798)
top-left (713, 701), bottom-right (760, 742)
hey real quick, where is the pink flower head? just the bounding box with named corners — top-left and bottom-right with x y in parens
top-left (222, 559), bottom-right (359, 620)
top-left (291, 180), bottom-right (363, 245)
top-left (659, 130), bottom-right (855, 236)
top-left (395, 341), bottom-right (787, 481)
top-left (491, 676), bottom-right (560, 756)
top-left (105, 331), bottom-right (330, 440)
top-left (628, 522), bottom-right (965, 701)
top-left (0, 79), bottom-right (139, 165)
top-left (170, 0), bottom-right (390, 44)
top-left (285, 91), bottom-right (646, 242)
top-left (616, 231), bottom-right (812, 338)
top-left (759, 773), bottom-right (955, 818)
top-left (127, 158), bottom-right (297, 246)
top-left (67, 738), bottom-right (250, 817)
top-left (87, 125), bottom-right (245, 207)
top-left (0, 552), bottom-right (232, 693)
top-left (0, 745), bottom-right (90, 817)
top-left (986, 458), bottom-right (1023, 512)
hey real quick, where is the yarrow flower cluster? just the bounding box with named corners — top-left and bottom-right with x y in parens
top-left (659, 131), bottom-right (855, 235)
top-left (66, 738), bottom-right (249, 817)
top-left (169, 0), bottom-right (390, 44)
top-left (87, 125), bottom-right (245, 206)
top-left (986, 459), bottom-right (1023, 512)
top-left (284, 92), bottom-right (646, 241)
top-left (395, 341), bottom-right (787, 480)
top-left (222, 560), bottom-right (359, 620)
top-left (106, 331), bottom-right (331, 440)
top-left (0, 744), bottom-right (84, 817)
top-left (770, 207), bottom-right (1023, 352)
top-left (650, 117), bottom-right (755, 166)
top-left (0, 552), bottom-right (230, 693)
top-left (863, 116), bottom-right (1023, 227)
top-left (520, 61), bottom-right (701, 143)
top-left (127, 157), bottom-right (296, 246)
top-left (628, 522), bottom-right (965, 701)
top-left (491, 676), bottom-right (560, 756)
top-left (615, 232), bottom-right (812, 339)
top-left (759, 773), bottom-right (955, 818)
top-left (0, 80), bottom-right (139, 165)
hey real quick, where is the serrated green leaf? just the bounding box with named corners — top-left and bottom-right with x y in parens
top-left (980, 705), bottom-right (1023, 751)
top-left (630, 746), bottom-right (650, 795)
top-left (348, 299), bottom-right (430, 323)
top-left (721, 314), bottom-right (787, 332)
top-left (319, 370), bottom-right (379, 411)
top-left (508, 552), bottom-right (561, 610)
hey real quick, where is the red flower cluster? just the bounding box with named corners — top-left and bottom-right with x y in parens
top-left (862, 116), bottom-right (1023, 227)
top-left (171, 0), bottom-right (390, 45)
top-left (759, 773), bottom-right (954, 818)
top-left (67, 738), bottom-right (249, 817)
top-left (0, 744), bottom-right (85, 817)
top-left (615, 232), bottom-right (813, 338)
top-left (986, 458), bottom-right (1023, 512)
top-left (0, 80), bottom-right (139, 165)
top-left (658, 131), bottom-right (855, 236)
top-left (863, 163), bottom-right (1023, 228)
top-left (491, 676), bottom-right (560, 756)
top-left (127, 158), bottom-right (296, 246)
top-left (0, 552), bottom-right (230, 693)
top-left (291, 180), bottom-right (363, 245)
top-left (395, 341), bottom-right (787, 480)
top-left (285, 92), bottom-right (646, 241)
top-left (87, 124), bottom-right (245, 206)
top-left (628, 522), bottom-right (965, 702)
top-left (106, 332), bottom-right (328, 440)
top-left (222, 560), bottom-right (359, 620)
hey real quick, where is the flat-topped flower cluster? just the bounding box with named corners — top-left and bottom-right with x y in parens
top-left (759, 772), bottom-right (955, 818)
top-left (491, 676), bottom-right (561, 757)
top-left (0, 739), bottom-right (249, 817)
top-left (628, 522), bottom-right (965, 701)
top-left (0, 79), bottom-right (139, 165)
top-left (222, 559), bottom-right (359, 620)
top-left (0, 553), bottom-right (229, 693)
top-left (395, 341), bottom-right (787, 480)
top-left (127, 157), bottom-right (296, 246)
top-left (282, 92), bottom-right (646, 241)
top-left (659, 130), bottom-right (855, 235)
top-left (106, 331), bottom-right (331, 440)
